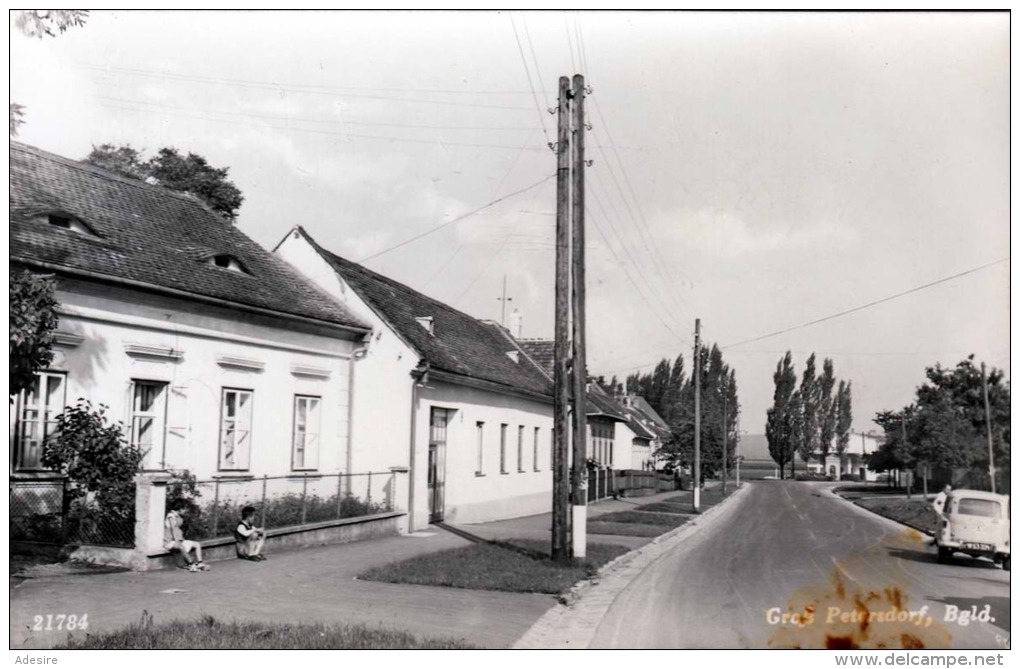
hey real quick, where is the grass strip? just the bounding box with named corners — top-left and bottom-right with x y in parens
top-left (594, 510), bottom-right (687, 526)
top-left (855, 497), bottom-right (939, 535)
top-left (632, 502), bottom-right (691, 514)
top-left (586, 521), bottom-right (668, 537)
top-left (360, 538), bottom-right (629, 594)
top-left (55, 615), bottom-right (477, 649)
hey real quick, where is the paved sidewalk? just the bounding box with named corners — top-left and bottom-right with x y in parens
top-left (11, 530), bottom-right (555, 650)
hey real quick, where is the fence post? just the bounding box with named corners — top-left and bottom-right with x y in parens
top-left (367, 472), bottom-right (372, 505)
top-left (212, 480), bottom-right (220, 538)
top-left (336, 472), bottom-right (343, 519)
top-left (301, 474), bottom-right (308, 525)
top-left (260, 476), bottom-right (268, 529)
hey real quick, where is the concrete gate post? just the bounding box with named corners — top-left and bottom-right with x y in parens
top-left (132, 472), bottom-right (173, 570)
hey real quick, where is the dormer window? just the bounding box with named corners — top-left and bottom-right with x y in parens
top-left (45, 213), bottom-right (93, 235)
top-left (415, 317), bottom-right (434, 335)
top-left (209, 254), bottom-right (248, 274)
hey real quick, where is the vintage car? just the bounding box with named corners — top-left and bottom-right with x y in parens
top-left (935, 489), bottom-right (1010, 570)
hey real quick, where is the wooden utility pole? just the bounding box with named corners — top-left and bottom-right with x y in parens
top-left (570, 74), bottom-right (588, 559)
top-left (721, 379), bottom-right (728, 496)
top-left (693, 318), bottom-right (701, 513)
top-left (551, 75), bottom-right (572, 563)
top-left (981, 362), bottom-right (996, 493)
top-left (901, 417), bottom-right (910, 499)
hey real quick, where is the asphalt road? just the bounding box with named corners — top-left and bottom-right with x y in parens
top-left (592, 481), bottom-right (1010, 649)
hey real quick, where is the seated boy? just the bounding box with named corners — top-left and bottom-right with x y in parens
top-left (164, 501), bottom-right (209, 572)
top-left (234, 505), bottom-right (267, 561)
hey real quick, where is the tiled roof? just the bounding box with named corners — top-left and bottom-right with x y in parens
top-left (9, 142), bottom-right (370, 331)
top-left (297, 227), bottom-right (553, 399)
top-left (587, 385), bottom-right (629, 423)
top-left (512, 338), bottom-right (631, 421)
top-left (630, 396), bottom-right (670, 432)
top-left (517, 339), bottom-right (555, 376)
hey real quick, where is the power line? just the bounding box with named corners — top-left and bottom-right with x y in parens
top-left (81, 62), bottom-right (536, 111)
top-left (96, 95), bottom-right (539, 131)
top-left (588, 180), bottom-right (689, 336)
top-left (424, 127), bottom-right (540, 288)
top-left (76, 61), bottom-right (553, 95)
top-left (99, 101), bottom-right (548, 151)
top-left (358, 173), bottom-right (556, 263)
top-left (588, 169), bottom-right (689, 334)
top-left (589, 209), bottom-right (690, 345)
top-left (452, 177), bottom-right (553, 306)
top-left (509, 13), bottom-right (553, 146)
top-left (575, 15), bottom-right (695, 321)
top-left (723, 257), bottom-right (1010, 349)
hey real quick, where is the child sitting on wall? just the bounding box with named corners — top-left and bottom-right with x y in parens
top-left (234, 505), bottom-right (267, 561)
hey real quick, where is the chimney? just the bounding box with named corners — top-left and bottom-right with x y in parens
top-left (509, 308), bottom-right (523, 338)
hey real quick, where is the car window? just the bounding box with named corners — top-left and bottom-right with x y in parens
top-left (955, 498), bottom-right (1000, 518)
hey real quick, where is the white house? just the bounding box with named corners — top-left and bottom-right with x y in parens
top-left (275, 226), bottom-right (556, 531)
top-left (804, 431), bottom-right (884, 481)
top-left (9, 143), bottom-right (373, 497)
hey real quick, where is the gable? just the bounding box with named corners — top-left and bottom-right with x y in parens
top-left (293, 227), bottom-right (552, 399)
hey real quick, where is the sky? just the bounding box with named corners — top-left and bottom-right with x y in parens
top-left (10, 11), bottom-right (1010, 435)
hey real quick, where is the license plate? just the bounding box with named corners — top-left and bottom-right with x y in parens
top-left (962, 543), bottom-right (994, 551)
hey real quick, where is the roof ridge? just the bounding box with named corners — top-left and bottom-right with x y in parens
top-left (9, 140), bottom-right (231, 220)
top-left (297, 225), bottom-right (497, 326)
top-left (488, 321), bottom-right (554, 382)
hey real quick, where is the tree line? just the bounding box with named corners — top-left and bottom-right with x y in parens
top-left (869, 356), bottom-right (1009, 492)
top-left (600, 343), bottom-right (740, 480)
top-left (765, 352), bottom-right (853, 479)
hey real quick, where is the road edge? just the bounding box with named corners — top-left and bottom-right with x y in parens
top-left (823, 485), bottom-right (935, 537)
top-left (512, 482), bottom-right (753, 649)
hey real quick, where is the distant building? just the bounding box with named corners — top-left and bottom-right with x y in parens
top-left (515, 339), bottom-right (669, 471)
top-left (804, 432), bottom-right (883, 481)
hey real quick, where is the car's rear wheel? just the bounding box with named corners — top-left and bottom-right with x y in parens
top-left (1004, 556), bottom-right (1010, 572)
top-left (937, 547), bottom-right (951, 564)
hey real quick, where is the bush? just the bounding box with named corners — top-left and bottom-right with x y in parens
top-left (41, 400), bottom-right (142, 543)
top-left (184, 491), bottom-right (389, 540)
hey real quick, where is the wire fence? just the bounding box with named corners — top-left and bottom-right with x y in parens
top-left (178, 471), bottom-right (401, 541)
top-left (10, 480), bottom-right (136, 547)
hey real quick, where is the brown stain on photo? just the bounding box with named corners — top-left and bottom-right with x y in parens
top-left (768, 566), bottom-right (953, 649)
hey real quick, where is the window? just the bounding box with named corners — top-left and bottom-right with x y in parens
top-left (500, 424), bottom-right (508, 474)
top-left (956, 498), bottom-right (1000, 518)
top-left (15, 372), bottom-right (66, 470)
top-left (130, 381), bottom-right (168, 470)
top-left (475, 422), bottom-right (485, 475)
top-left (533, 427), bottom-right (541, 472)
top-left (219, 388), bottom-right (254, 470)
top-left (46, 213), bottom-right (92, 235)
top-left (517, 426), bottom-right (525, 472)
top-left (292, 395), bottom-right (321, 470)
top-left (209, 255), bottom-right (248, 274)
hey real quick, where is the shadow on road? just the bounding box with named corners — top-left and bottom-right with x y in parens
top-left (885, 547), bottom-right (1003, 571)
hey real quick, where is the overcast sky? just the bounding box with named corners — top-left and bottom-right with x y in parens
top-left (11, 11), bottom-right (1010, 435)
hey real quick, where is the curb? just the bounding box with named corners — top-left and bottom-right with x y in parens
top-left (512, 483), bottom-right (752, 649)
top-left (829, 488), bottom-right (935, 537)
